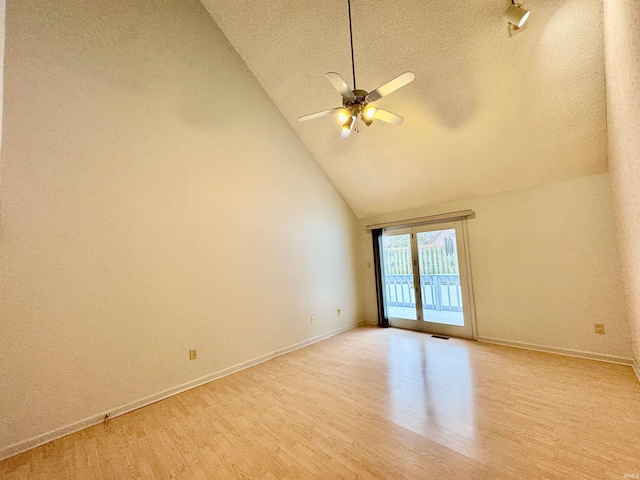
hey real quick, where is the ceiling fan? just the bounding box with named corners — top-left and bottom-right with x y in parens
top-left (298, 0), bottom-right (415, 139)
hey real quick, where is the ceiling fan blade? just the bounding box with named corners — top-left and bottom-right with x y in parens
top-left (373, 109), bottom-right (404, 125)
top-left (340, 117), bottom-right (355, 139)
top-left (326, 72), bottom-right (355, 100)
top-left (367, 72), bottom-right (415, 102)
top-left (298, 107), bottom-right (342, 122)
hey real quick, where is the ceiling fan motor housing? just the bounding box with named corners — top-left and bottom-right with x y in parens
top-left (343, 89), bottom-right (371, 124)
top-left (343, 89), bottom-right (369, 109)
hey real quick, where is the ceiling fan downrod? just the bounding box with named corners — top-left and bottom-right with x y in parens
top-left (348, 0), bottom-right (356, 91)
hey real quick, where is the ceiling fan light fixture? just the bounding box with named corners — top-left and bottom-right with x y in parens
top-left (338, 109), bottom-right (350, 123)
top-left (503, 2), bottom-right (530, 28)
top-left (363, 106), bottom-right (376, 120)
top-left (340, 115), bottom-right (356, 139)
top-left (342, 116), bottom-right (355, 131)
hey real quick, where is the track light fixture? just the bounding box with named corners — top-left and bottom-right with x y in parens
top-left (503, 0), bottom-right (530, 29)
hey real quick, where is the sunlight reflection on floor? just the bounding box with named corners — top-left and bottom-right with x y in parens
top-left (387, 330), bottom-right (476, 447)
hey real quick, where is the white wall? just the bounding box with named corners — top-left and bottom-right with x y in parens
top-left (604, 0), bottom-right (640, 370)
top-left (0, 0), bottom-right (4, 150)
top-left (359, 174), bottom-right (631, 360)
top-left (0, 0), bottom-right (362, 455)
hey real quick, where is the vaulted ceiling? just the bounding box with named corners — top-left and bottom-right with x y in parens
top-left (201, 0), bottom-right (607, 219)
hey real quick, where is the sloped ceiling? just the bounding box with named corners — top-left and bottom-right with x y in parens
top-left (200, 0), bottom-right (607, 219)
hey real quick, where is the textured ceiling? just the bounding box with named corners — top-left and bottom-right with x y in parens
top-left (201, 0), bottom-right (607, 219)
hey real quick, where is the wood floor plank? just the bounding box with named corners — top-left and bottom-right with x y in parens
top-left (2, 326), bottom-right (639, 479)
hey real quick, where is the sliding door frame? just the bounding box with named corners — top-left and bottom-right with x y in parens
top-left (461, 218), bottom-right (478, 340)
top-left (380, 218), bottom-right (478, 340)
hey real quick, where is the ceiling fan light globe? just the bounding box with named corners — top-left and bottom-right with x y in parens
top-left (342, 116), bottom-right (355, 131)
top-left (338, 109), bottom-right (350, 123)
top-left (363, 106), bottom-right (377, 120)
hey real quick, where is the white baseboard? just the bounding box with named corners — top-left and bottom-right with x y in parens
top-left (477, 336), bottom-right (634, 366)
top-left (633, 359), bottom-right (640, 384)
top-left (0, 321), bottom-right (365, 462)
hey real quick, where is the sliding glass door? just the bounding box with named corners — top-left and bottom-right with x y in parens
top-left (381, 220), bottom-right (475, 339)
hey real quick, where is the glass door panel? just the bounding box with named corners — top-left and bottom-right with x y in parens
top-left (414, 221), bottom-right (474, 339)
top-left (417, 229), bottom-right (464, 326)
top-left (381, 228), bottom-right (418, 325)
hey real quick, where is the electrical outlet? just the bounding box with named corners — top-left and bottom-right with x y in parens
top-left (594, 323), bottom-right (605, 335)
top-left (311, 316), bottom-right (316, 323)
top-left (189, 349), bottom-right (198, 360)
top-left (337, 309), bottom-right (341, 316)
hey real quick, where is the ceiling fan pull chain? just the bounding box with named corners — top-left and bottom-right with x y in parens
top-left (348, 0), bottom-right (356, 90)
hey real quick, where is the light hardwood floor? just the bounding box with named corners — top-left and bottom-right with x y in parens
top-left (2, 326), bottom-right (640, 479)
